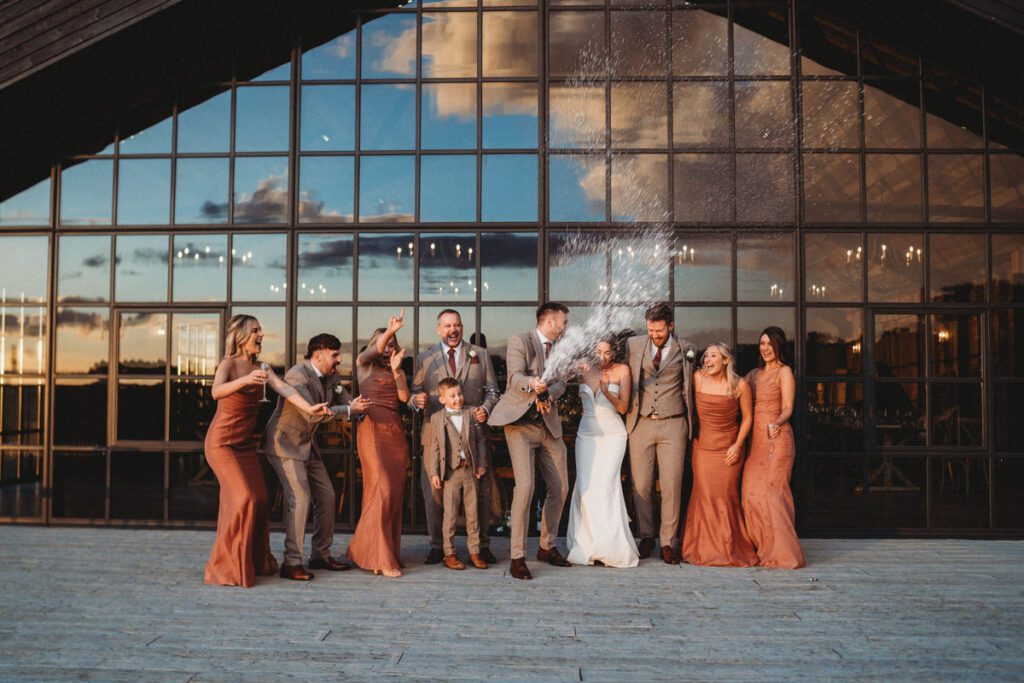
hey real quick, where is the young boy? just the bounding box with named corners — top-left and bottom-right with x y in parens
top-left (425, 377), bottom-right (490, 570)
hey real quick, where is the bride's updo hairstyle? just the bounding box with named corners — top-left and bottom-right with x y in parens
top-left (702, 342), bottom-right (741, 398)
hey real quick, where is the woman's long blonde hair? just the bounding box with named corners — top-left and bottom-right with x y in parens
top-left (362, 327), bottom-right (398, 364)
top-left (224, 314), bottom-right (260, 359)
top-left (702, 342), bottom-right (740, 397)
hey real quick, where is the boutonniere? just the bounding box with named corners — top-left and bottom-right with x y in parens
top-left (333, 384), bottom-right (344, 396)
top-left (685, 348), bottom-right (696, 362)
top-left (468, 349), bottom-right (480, 365)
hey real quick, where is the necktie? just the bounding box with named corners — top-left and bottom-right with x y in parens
top-left (448, 347), bottom-right (457, 375)
top-left (543, 341), bottom-right (552, 358)
top-left (320, 375), bottom-right (330, 394)
top-left (652, 345), bottom-right (662, 371)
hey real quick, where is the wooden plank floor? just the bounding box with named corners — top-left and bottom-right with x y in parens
top-left (1, 528), bottom-right (1022, 681)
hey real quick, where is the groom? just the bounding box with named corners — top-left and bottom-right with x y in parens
top-left (626, 303), bottom-right (696, 564)
top-left (488, 302), bottom-right (572, 580)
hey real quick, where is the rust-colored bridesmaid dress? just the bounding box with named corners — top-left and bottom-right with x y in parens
top-left (204, 383), bottom-right (278, 587)
top-left (741, 367), bottom-right (806, 569)
top-left (681, 391), bottom-right (758, 567)
top-left (346, 367), bottom-right (409, 573)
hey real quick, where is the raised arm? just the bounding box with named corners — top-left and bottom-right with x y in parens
top-left (358, 309), bottom-right (405, 367)
top-left (390, 347), bottom-right (411, 403)
top-left (266, 370), bottom-right (330, 417)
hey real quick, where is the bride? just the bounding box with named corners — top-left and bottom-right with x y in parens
top-left (567, 338), bottom-right (639, 568)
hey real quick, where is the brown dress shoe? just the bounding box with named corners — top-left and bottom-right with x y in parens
top-left (637, 537), bottom-right (654, 559)
top-left (480, 548), bottom-right (498, 564)
top-left (509, 558), bottom-right (532, 580)
top-left (444, 554), bottom-right (466, 570)
top-left (308, 556), bottom-right (351, 571)
top-left (661, 545), bottom-right (680, 564)
top-left (425, 548), bottom-right (444, 565)
top-left (279, 563), bottom-right (314, 581)
top-left (536, 546), bottom-right (572, 567)
top-left (468, 554), bottom-right (488, 569)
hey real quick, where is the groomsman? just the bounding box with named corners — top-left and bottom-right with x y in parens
top-left (411, 309), bottom-right (500, 565)
top-left (625, 303), bottom-right (696, 564)
top-left (263, 333), bottom-right (369, 580)
top-left (488, 302), bottom-right (572, 580)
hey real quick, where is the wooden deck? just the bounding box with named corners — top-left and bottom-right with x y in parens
top-left (1, 528), bottom-right (1022, 681)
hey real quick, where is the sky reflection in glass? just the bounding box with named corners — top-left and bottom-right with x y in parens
top-left (299, 157), bottom-right (354, 223)
top-left (234, 157), bottom-right (289, 224)
top-left (483, 83), bottom-right (538, 148)
top-left (173, 234), bottom-right (227, 302)
top-left (232, 233), bottom-right (288, 302)
top-left (301, 85), bottom-right (355, 151)
top-left (302, 33), bottom-right (357, 79)
top-left (549, 155), bottom-right (605, 222)
top-left (0, 178), bottom-right (50, 226)
top-left (116, 234), bottom-right (168, 302)
top-left (481, 232), bottom-right (538, 301)
top-left (60, 160), bottom-right (113, 226)
top-left (362, 14), bottom-right (416, 79)
top-left (359, 156), bottom-right (414, 222)
top-left (421, 156), bottom-right (475, 222)
top-left (358, 233), bottom-right (414, 301)
top-left (422, 83), bottom-right (476, 150)
top-left (119, 117), bottom-right (172, 154)
top-left (177, 91), bottom-right (231, 153)
top-left (419, 233), bottom-right (476, 302)
top-left (175, 158), bottom-right (229, 224)
top-left (236, 87), bottom-right (290, 152)
top-left (297, 234), bottom-right (354, 301)
top-left (483, 155), bottom-right (537, 222)
top-left (58, 235), bottom-right (111, 303)
top-left (117, 159), bottom-right (170, 225)
top-left (361, 84), bottom-right (416, 150)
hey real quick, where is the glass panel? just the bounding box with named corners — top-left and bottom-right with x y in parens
top-left (297, 233), bottom-right (354, 301)
top-left (115, 234), bottom-right (168, 302)
top-left (674, 306), bottom-right (731, 351)
top-left (924, 67), bottom-right (983, 149)
top-left (805, 382), bottom-right (864, 454)
top-left (674, 233), bottom-right (730, 302)
top-left (928, 154), bottom-right (985, 222)
top-left (420, 233), bottom-right (477, 302)
top-left (990, 154), bottom-right (1024, 223)
top-left (301, 32), bottom-right (357, 79)
top-left (672, 9), bottom-right (728, 76)
top-left (175, 158), bottom-right (229, 224)
top-left (251, 58), bottom-right (292, 82)
top-left (609, 236), bottom-right (669, 302)
top-left (549, 155), bottom-right (606, 222)
top-left (482, 11), bottom-right (538, 77)
top-left (931, 383), bottom-right (983, 446)
top-left (806, 308), bottom-right (862, 377)
top-left (109, 450), bottom-right (164, 519)
top-left (549, 11), bottom-right (605, 78)
top-left (866, 457), bottom-right (925, 527)
top-left (60, 159), bottom-right (113, 225)
top-left (117, 159), bottom-right (170, 225)
top-left (119, 312), bottom-right (167, 374)
top-left (171, 313), bottom-right (219, 377)
top-left (235, 86), bottom-right (289, 151)
top-left (233, 157), bottom-right (288, 224)
top-left (422, 83), bottom-right (476, 150)
top-left (798, 457), bottom-right (863, 530)
top-left (993, 234), bottom-right (1024, 303)
top-left (803, 154), bottom-right (861, 222)
top-left (55, 307), bottom-right (109, 375)
top-left (611, 83), bottom-right (668, 148)
top-left (52, 451), bottom-right (106, 519)
top-left (735, 154), bottom-right (794, 222)
top-left (358, 156), bottom-right (415, 223)
top-left (736, 307), bottom-right (795, 374)
top-left (420, 156), bottom-right (476, 222)
top-left (232, 233), bottom-right (287, 302)
top-left (361, 85), bottom-right (416, 150)
top-left (58, 235), bottom-right (110, 303)
top-left (482, 154), bottom-right (537, 222)
top-left (993, 458), bottom-right (1024, 528)
top-left (119, 118), bottom-right (172, 154)
top-left (422, 12), bottom-right (477, 78)
top-left (873, 384), bottom-right (925, 447)
top-left (610, 11), bottom-right (667, 77)
top-left (930, 233), bottom-right (985, 303)
top-left (801, 81), bottom-right (859, 148)
top-left (673, 154), bottom-right (731, 222)
top-left (358, 233), bottom-right (415, 301)
top-left (797, 7), bottom-right (856, 77)
top-left (611, 154), bottom-right (669, 222)
top-left (0, 236), bottom-right (48, 304)
top-left (548, 232), bottom-right (605, 302)
top-left (864, 83), bottom-right (921, 148)
top-left (867, 233), bottom-right (924, 302)
top-left (480, 306), bottom-right (537, 389)
top-left (993, 386), bottom-right (1024, 452)
top-left (177, 90), bottom-right (231, 153)
top-left (931, 314), bottom-right (982, 378)
top-left (874, 314), bottom-right (924, 378)
top-left (481, 232), bottom-right (537, 301)
top-left (0, 177), bottom-right (50, 226)
top-left (173, 235), bottom-right (228, 302)
top-left (549, 85), bottom-right (605, 149)
top-left (734, 82), bottom-right (793, 148)
top-left (992, 309), bottom-right (1024, 377)
top-left (298, 156), bottom-right (354, 224)
top-left (170, 379), bottom-right (216, 442)
top-left (300, 85), bottom-right (356, 151)
top-left (54, 379), bottom-right (106, 445)
top-left (804, 233), bottom-right (863, 303)
top-left (418, 306), bottom-right (477, 354)
top-left (361, 13), bottom-right (416, 79)
top-left (732, 7), bottom-right (791, 76)
top-left (736, 232), bottom-right (794, 302)
top-left (117, 380), bottom-right (165, 440)
top-left (295, 306), bottom-right (353, 373)
top-left (483, 83), bottom-right (538, 149)
top-left (169, 451), bottom-right (218, 521)
top-left (0, 306), bottom-right (46, 376)
top-left (234, 306), bottom-right (286, 371)
top-left (672, 83), bottom-right (730, 147)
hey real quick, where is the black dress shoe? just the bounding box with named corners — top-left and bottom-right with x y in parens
top-left (536, 546), bottom-right (572, 567)
top-left (509, 558), bottom-right (533, 580)
top-left (279, 564), bottom-right (314, 581)
top-left (480, 547), bottom-right (498, 565)
top-left (308, 556), bottom-right (351, 571)
top-left (638, 537), bottom-right (654, 559)
top-left (424, 548), bottom-right (444, 565)
top-left (661, 545), bottom-right (680, 565)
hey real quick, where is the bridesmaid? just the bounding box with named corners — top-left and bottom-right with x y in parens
top-left (205, 314), bottom-right (329, 587)
top-left (347, 310), bottom-right (411, 577)
top-left (682, 343), bottom-right (758, 567)
top-left (741, 326), bottom-right (805, 569)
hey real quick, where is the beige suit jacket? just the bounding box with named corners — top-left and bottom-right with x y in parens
top-left (423, 408), bottom-right (490, 480)
top-left (625, 334), bottom-right (696, 434)
top-left (410, 341), bottom-right (499, 444)
top-left (487, 331), bottom-right (566, 439)
top-left (262, 360), bottom-right (352, 461)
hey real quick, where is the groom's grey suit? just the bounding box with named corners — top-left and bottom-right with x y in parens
top-left (263, 360), bottom-right (353, 566)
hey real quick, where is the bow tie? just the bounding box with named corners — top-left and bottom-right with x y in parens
top-left (445, 410), bottom-right (461, 417)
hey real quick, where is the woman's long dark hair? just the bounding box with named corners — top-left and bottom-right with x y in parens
top-left (758, 326), bottom-right (788, 368)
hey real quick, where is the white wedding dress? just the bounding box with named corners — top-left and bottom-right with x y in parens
top-left (566, 383), bottom-right (640, 568)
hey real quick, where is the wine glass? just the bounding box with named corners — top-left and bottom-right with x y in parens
top-left (259, 362), bottom-right (270, 403)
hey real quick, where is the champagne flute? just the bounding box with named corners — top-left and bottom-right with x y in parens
top-left (259, 362), bottom-right (270, 402)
